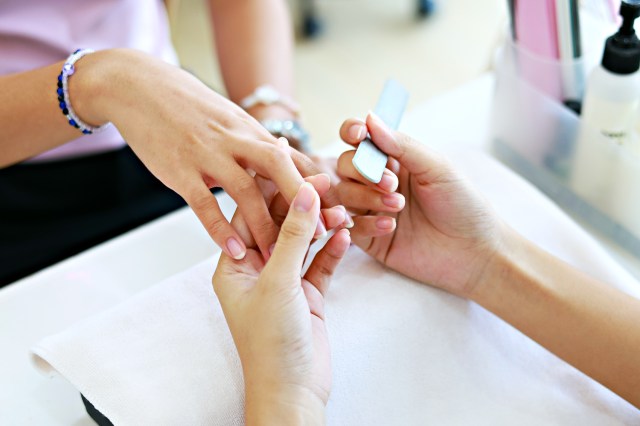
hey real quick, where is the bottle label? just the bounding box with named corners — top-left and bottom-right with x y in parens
top-left (582, 97), bottom-right (639, 146)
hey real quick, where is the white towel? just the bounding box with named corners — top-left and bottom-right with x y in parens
top-left (32, 150), bottom-right (640, 425)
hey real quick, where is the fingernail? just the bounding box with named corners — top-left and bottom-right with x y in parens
top-left (382, 193), bottom-right (405, 209)
top-left (349, 123), bottom-right (366, 141)
top-left (344, 212), bottom-right (354, 229)
top-left (380, 171), bottom-right (398, 192)
top-left (376, 217), bottom-right (395, 230)
top-left (368, 111), bottom-right (384, 126)
top-left (315, 217), bottom-right (327, 239)
top-left (269, 244), bottom-right (275, 256)
top-left (294, 182), bottom-right (316, 212)
top-left (226, 237), bottom-right (246, 260)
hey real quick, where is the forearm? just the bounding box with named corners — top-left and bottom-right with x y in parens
top-left (209, 0), bottom-right (296, 121)
top-left (0, 61), bottom-right (88, 167)
top-left (472, 225), bottom-right (640, 407)
top-left (0, 49), bottom-right (147, 167)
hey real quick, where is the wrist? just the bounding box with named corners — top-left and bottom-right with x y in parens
top-left (69, 48), bottom-right (147, 127)
top-left (467, 224), bottom-right (532, 308)
top-left (245, 383), bottom-right (326, 426)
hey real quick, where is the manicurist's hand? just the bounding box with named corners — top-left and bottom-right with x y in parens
top-left (213, 182), bottom-right (351, 425)
top-left (338, 114), bottom-right (640, 409)
top-left (72, 49), bottom-right (325, 260)
top-left (336, 113), bottom-right (502, 297)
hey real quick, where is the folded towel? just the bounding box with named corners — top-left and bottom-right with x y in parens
top-left (32, 150), bottom-right (640, 425)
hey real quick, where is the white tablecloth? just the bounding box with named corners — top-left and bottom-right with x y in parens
top-left (2, 74), bottom-right (639, 425)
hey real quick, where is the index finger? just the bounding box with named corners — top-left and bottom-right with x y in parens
top-left (339, 118), bottom-right (368, 147)
top-left (239, 140), bottom-right (304, 204)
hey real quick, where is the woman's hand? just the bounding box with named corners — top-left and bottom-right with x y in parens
top-left (73, 49), bottom-right (325, 260)
top-left (336, 113), bottom-right (503, 297)
top-left (213, 182), bottom-right (350, 424)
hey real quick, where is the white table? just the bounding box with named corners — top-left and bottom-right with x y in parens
top-left (2, 74), bottom-right (639, 425)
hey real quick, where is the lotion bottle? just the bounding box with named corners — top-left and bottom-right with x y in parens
top-left (571, 0), bottom-right (640, 210)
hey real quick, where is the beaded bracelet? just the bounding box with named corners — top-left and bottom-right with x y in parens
top-left (56, 48), bottom-right (110, 135)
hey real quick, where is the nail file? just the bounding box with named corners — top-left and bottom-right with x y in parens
top-left (352, 79), bottom-right (409, 183)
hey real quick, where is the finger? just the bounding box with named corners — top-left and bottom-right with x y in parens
top-left (290, 149), bottom-right (341, 208)
top-left (264, 182), bottom-right (320, 284)
top-left (241, 141), bottom-right (304, 204)
top-left (387, 157), bottom-right (401, 176)
top-left (290, 147), bottom-right (322, 177)
top-left (306, 173), bottom-right (331, 197)
top-left (255, 174), bottom-right (279, 206)
top-left (239, 142), bottom-right (329, 239)
top-left (270, 194), bottom-right (348, 232)
top-left (323, 205), bottom-right (353, 230)
top-left (218, 165), bottom-right (279, 256)
top-left (337, 150), bottom-right (398, 193)
top-left (269, 174), bottom-right (331, 238)
top-left (337, 181), bottom-right (405, 213)
top-left (304, 229), bottom-right (351, 296)
top-left (339, 118), bottom-right (367, 147)
top-left (228, 175), bottom-right (280, 251)
top-left (366, 112), bottom-right (453, 180)
top-left (350, 215), bottom-right (396, 241)
top-left (185, 184), bottom-right (247, 260)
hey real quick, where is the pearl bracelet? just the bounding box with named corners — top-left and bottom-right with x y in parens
top-left (56, 48), bottom-right (111, 135)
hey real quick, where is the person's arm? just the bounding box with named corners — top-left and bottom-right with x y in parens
top-left (0, 60), bottom-right (84, 166)
top-left (335, 113), bottom-right (640, 408)
top-left (0, 47), bottom-right (322, 260)
top-left (209, 0), bottom-right (295, 122)
top-left (473, 226), bottom-right (640, 407)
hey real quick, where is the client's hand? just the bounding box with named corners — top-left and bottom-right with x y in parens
top-left (213, 182), bottom-right (350, 424)
top-left (76, 49), bottom-right (331, 261)
top-left (336, 113), bottom-right (502, 297)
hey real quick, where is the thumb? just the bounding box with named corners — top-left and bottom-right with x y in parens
top-left (366, 112), bottom-right (452, 179)
top-left (265, 182), bottom-right (320, 284)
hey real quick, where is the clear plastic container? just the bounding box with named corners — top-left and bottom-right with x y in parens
top-left (490, 39), bottom-right (640, 256)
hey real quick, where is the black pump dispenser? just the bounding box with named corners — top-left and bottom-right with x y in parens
top-left (601, 0), bottom-right (640, 74)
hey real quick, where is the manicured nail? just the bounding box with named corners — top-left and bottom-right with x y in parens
top-left (376, 217), bottom-right (395, 230)
top-left (226, 237), bottom-right (246, 260)
top-left (344, 212), bottom-right (354, 229)
top-left (349, 123), bottom-right (366, 141)
top-left (368, 110), bottom-right (384, 126)
top-left (294, 182), bottom-right (316, 212)
top-left (379, 170), bottom-right (398, 192)
top-left (382, 193), bottom-right (405, 209)
top-left (269, 244), bottom-right (276, 256)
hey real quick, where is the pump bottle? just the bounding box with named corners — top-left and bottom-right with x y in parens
top-left (571, 0), bottom-right (640, 216)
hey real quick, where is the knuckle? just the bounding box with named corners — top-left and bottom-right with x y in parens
top-left (204, 214), bottom-right (229, 238)
top-left (316, 262), bottom-right (334, 278)
top-left (186, 189), bottom-right (212, 212)
top-left (250, 215), bottom-right (277, 237)
top-left (280, 218), bottom-right (311, 240)
top-left (265, 145), bottom-right (290, 165)
top-left (234, 175), bottom-right (257, 195)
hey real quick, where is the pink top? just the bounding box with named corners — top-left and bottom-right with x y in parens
top-left (0, 0), bottom-right (179, 162)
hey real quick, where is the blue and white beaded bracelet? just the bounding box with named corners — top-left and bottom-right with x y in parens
top-left (56, 48), bottom-right (110, 135)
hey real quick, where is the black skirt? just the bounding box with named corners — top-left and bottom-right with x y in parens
top-left (0, 146), bottom-right (186, 286)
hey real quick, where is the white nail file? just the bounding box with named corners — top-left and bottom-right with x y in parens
top-left (352, 79), bottom-right (409, 183)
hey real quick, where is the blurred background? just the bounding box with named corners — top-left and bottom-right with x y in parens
top-left (168, 0), bottom-right (507, 148)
